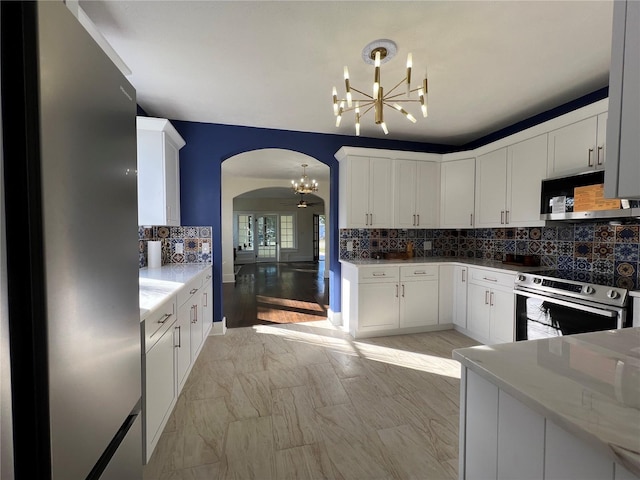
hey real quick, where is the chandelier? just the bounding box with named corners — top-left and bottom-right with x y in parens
top-left (332, 39), bottom-right (428, 135)
top-left (291, 164), bottom-right (318, 194)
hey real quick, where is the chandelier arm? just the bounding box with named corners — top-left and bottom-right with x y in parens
top-left (384, 76), bottom-right (408, 97)
top-left (359, 104), bottom-right (375, 117)
top-left (383, 94), bottom-right (421, 102)
top-left (340, 101), bottom-right (375, 114)
top-left (349, 86), bottom-right (373, 99)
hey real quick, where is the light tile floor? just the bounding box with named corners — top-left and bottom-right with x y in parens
top-left (143, 321), bottom-right (480, 479)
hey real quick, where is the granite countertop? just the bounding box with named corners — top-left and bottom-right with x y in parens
top-left (453, 328), bottom-right (640, 475)
top-left (139, 264), bottom-right (212, 320)
top-left (339, 257), bottom-right (545, 274)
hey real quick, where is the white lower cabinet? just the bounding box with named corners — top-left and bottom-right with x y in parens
top-left (342, 263), bottom-right (441, 338)
top-left (460, 370), bottom-right (637, 480)
top-left (142, 266), bottom-right (212, 463)
top-left (466, 268), bottom-right (515, 344)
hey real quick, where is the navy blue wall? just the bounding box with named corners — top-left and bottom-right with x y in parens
top-left (170, 121), bottom-right (453, 323)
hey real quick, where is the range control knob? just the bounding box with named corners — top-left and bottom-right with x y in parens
top-left (533, 277), bottom-right (543, 284)
top-left (517, 274), bottom-right (526, 282)
top-left (583, 286), bottom-right (595, 294)
top-left (607, 290), bottom-right (620, 300)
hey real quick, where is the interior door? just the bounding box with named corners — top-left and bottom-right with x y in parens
top-left (256, 214), bottom-right (278, 262)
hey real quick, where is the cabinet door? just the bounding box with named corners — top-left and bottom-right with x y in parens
top-left (394, 160), bottom-right (417, 228)
top-left (358, 282), bottom-right (399, 332)
top-left (475, 148), bottom-right (507, 227)
top-left (399, 279), bottom-right (438, 328)
top-left (175, 302), bottom-right (192, 392)
top-left (548, 116), bottom-right (598, 176)
top-left (440, 158), bottom-right (475, 228)
top-left (369, 157), bottom-right (393, 227)
top-left (190, 300), bottom-right (203, 363)
top-left (415, 161), bottom-right (439, 228)
top-left (164, 137), bottom-right (180, 226)
top-left (467, 283), bottom-right (490, 340)
top-left (345, 156), bottom-right (370, 228)
top-left (201, 278), bottom-right (213, 337)
top-left (144, 325), bottom-right (175, 462)
top-left (489, 287), bottom-right (515, 344)
top-left (612, 1), bottom-right (640, 199)
top-left (453, 266), bottom-right (468, 328)
top-left (506, 134), bottom-right (547, 227)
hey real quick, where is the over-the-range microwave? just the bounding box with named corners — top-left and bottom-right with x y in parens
top-left (540, 170), bottom-right (640, 221)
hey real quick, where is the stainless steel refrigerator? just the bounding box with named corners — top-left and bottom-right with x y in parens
top-left (1, 2), bottom-right (142, 478)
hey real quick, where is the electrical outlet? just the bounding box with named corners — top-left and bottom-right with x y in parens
top-left (175, 242), bottom-right (184, 254)
top-left (202, 242), bottom-right (210, 254)
top-left (425, 241), bottom-right (432, 250)
top-left (346, 240), bottom-right (354, 252)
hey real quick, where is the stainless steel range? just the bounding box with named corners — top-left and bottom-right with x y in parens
top-left (514, 270), bottom-right (635, 341)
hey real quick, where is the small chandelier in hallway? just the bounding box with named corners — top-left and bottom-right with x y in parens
top-left (291, 164), bottom-right (319, 194)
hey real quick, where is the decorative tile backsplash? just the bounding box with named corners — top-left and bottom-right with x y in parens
top-left (138, 225), bottom-right (213, 268)
top-left (340, 222), bottom-right (640, 281)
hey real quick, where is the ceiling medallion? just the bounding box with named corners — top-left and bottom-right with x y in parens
top-left (332, 39), bottom-right (428, 136)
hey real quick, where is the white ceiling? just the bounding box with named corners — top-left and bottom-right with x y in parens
top-left (81, 0), bottom-right (613, 148)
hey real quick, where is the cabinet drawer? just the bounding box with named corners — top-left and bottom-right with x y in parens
top-left (177, 272), bottom-right (204, 307)
top-left (400, 265), bottom-right (439, 281)
top-left (143, 298), bottom-right (176, 353)
top-left (358, 266), bottom-right (399, 283)
top-left (469, 268), bottom-right (516, 289)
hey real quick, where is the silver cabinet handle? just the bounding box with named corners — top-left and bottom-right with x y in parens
top-left (501, 211), bottom-right (505, 224)
top-left (158, 312), bottom-right (172, 324)
top-left (395, 284), bottom-right (399, 298)
top-left (372, 272), bottom-right (386, 277)
top-left (190, 288), bottom-right (199, 295)
top-left (206, 274), bottom-right (212, 280)
top-left (369, 213), bottom-right (373, 225)
top-left (506, 210), bottom-right (510, 224)
top-left (485, 290), bottom-right (489, 305)
top-left (597, 145), bottom-right (604, 165)
top-left (588, 147), bottom-right (595, 167)
top-left (203, 292), bottom-right (208, 307)
top-left (462, 269), bottom-right (466, 283)
top-left (490, 292), bottom-right (495, 306)
top-left (402, 284), bottom-right (405, 297)
top-left (413, 214), bottom-right (416, 226)
top-left (175, 326), bottom-right (181, 348)
top-left (470, 213), bottom-right (473, 226)
top-left (483, 277), bottom-right (498, 282)
top-left (414, 271), bottom-right (427, 275)
top-left (417, 214), bottom-right (419, 226)
top-left (191, 304), bottom-right (198, 324)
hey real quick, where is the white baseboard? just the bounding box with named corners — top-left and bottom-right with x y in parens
top-left (210, 317), bottom-right (227, 336)
top-left (327, 309), bottom-right (342, 327)
top-left (223, 274), bottom-right (236, 283)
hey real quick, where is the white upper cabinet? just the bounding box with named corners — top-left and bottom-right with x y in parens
top-left (476, 134), bottom-right (549, 228)
top-left (605, 0), bottom-right (640, 199)
top-left (394, 159), bottom-right (439, 228)
top-left (440, 158), bottom-right (475, 228)
top-left (475, 148), bottom-right (508, 228)
top-left (547, 113), bottom-right (607, 177)
top-left (137, 117), bottom-right (186, 226)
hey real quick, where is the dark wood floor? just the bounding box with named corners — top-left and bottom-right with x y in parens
top-left (222, 261), bottom-right (329, 328)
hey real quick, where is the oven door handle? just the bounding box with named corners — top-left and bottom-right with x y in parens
top-left (514, 289), bottom-right (620, 318)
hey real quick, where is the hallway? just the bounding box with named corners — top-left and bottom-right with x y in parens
top-left (223, 261), bottom-right (329, 328)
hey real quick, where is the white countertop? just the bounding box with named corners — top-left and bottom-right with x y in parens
top-left (139, 264), bottom-right (212, 320)
top-left (339, 257), bottom-right (545, 273)
top-left (453, 328), bottom-right (640, 475)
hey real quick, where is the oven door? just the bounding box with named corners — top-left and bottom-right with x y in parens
top-left (515, 288), bottom-right (625, 341)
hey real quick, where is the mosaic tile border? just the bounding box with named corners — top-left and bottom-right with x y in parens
top-left (138, 225), bottom-right (213, 268)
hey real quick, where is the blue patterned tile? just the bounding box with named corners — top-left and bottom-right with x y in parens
top-left (615, 225), bottom-right (639, 243)
top-left (359, 238), bottom-right (370, 250)
top-left (199, 226), bottom-right (212, 238)
top-left (542, 226), bottom-right (557, 240)
top-left (557, 226), bottom-right (574, 241)
top-left (515, 228), bottom-right (529, 240)
top-left (593, 242), bottom-right (614, 260)
top-left (594, 224), bottom-right (614, 243)
top-left (184, 226), bottom-right (199, 238)
top-left (591, 259), bottom-right (614, 275)
top-left (541, 256), bottom-right (557, 268)
top-left (615, 243), bottom-right (639, 262)
top-left (574, 257), bottom-right (592, 271)
top-left (574, 224), bottom-right (594, 242)
top-left (504, 240), bottom-right (515, 253)
top-left (574, 242), bottom-right (593, 259)
top-left (516, 241), bottom-right (528, 255)
top-left (541, 241), bottom-right (557, 255)
top-left (557, 255), bottom-right (574, 270)
top-left (529, 240), bottom-right (541, 254)
top-left (556, 242), bottom-right (573, 256)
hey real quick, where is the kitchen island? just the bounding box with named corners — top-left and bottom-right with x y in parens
top-left (453, 328), bottom-right (640, 480)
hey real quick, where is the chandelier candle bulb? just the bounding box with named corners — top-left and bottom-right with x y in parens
top-left (332, 87), bottom-right (338, 115)
top-left (381, 122), bottom-right (389, 135)
top-left (406, 53), bottom-right (412, 95)
top-left (344, 66), bottom-right (352, 107)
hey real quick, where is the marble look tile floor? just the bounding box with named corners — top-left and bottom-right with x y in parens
top-left (143, 321), bottom-right (480, 480)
